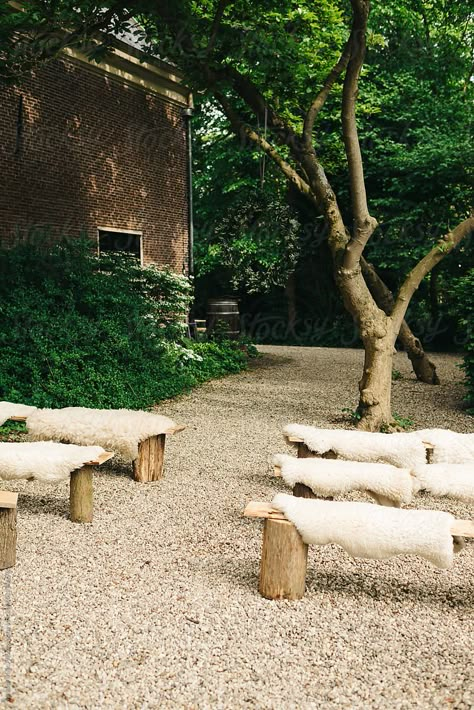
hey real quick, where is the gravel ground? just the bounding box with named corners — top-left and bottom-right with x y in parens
top-left (2, 346), bottom-right (473, 709)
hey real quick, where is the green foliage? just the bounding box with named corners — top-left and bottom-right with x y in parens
top-left (391, 369), bottom-right (402, 381)
top-left (0, 421), bottom-right (27, 442)
top-left (196, 181), bottom-right (300, 294)
top-left (0, 238), bottom-right (248, 409)
top-left (353, 1), bottom-right (473, 333)
top-left (342, 407), bottom-right (362, 424)
top-left (193, 101), bottom-right (301, 297)
top-left (392, 412), bottom-right (414, 430)
top-left (452, 270), bottom-right (474, 414)
top-left (380, 413), bottom-right (414, 433)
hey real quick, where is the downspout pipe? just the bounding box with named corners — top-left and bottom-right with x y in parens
top-left (182, 106), bottom-right (195, 337)
top-left (182, 106), bottom-right (194, 277)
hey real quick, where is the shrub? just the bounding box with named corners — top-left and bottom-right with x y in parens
top-left (0, 238), bottom-right (249, 409)
top-left (452, 269), bottom-right (474, 414)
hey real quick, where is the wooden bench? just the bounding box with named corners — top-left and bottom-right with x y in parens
top-left (273, 461), bottom-right (413, 506)
top-left (0, 492), bottom-right (18, 569)
top-left (243, 501), bottom-right (474, 600)
top-left (287, 436), bottom-right (435, 464)
top-left (8, 416), bottom-right (184, 483)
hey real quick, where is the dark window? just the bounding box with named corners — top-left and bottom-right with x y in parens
top-left (98, 230), bottom-right (141, 258)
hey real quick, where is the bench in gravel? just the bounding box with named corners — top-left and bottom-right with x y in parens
top-left (0, 442), bottom-right (114, 523)
top-left (284, 425), bottom-right (436, 466)
top-left (0, 491), bottom-right (18, 569)
top-left (244, 496), bottom-right (474, 600)
top-left (273, 454), bottom-right (414, 507)
top-left (273, 455), bottom-right (474, 506)
top-left (0, 403), bottom-right (185, 483)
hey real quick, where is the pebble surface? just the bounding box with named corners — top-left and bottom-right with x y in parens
top-left (2, 346), bottom-right (473, 709)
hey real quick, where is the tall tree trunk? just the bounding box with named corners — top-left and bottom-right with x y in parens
top-left (358, 328), bottom-right (395, 430)
top-left (361, 259), bottom-right (440, 384)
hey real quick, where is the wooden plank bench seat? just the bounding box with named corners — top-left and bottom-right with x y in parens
top-left (243, 501), bottom-right (474, 601)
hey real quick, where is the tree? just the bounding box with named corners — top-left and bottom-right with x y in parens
top-left (2, 0), bottom-right (473, 429)
top-left (193, 94), bottom-right (445, 377)
top-left (138, 0), bottom-right (472, 429)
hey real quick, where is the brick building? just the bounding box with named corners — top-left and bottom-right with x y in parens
top-left (0, 38), bottom-right (192, 273)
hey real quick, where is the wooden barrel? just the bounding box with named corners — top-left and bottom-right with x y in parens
top-left (206, 298), bottom-right (240, 339)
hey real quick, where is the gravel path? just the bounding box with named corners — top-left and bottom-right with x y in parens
top-left (2, 347), bottom-right (473, 709)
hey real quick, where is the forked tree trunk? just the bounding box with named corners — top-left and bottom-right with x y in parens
top-left (357, 330), bottom-right (395, 430)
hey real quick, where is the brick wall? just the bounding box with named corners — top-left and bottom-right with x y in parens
top-left (0, 56), bottom-right (189, 273)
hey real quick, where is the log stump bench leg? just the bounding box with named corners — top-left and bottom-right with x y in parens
top-left (133, 434), bottom-right (166, 483)
top-left (0, 492), bottom-right (18, 569)
top-left (293, 482), bottom-right (317, 499)
top-left (70, 465), bottom-right (94, 523)
top-left (297, 442), bottom-right (337, 460)
top-left (259, 518), bottom-right (308, 600)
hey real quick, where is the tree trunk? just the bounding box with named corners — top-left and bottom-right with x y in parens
top-left (357, 330), bottom-right (395, 431)
top-left (361, 259), bottom-right (439, 384)
top-left (398, 322), bottom-right (440, 385)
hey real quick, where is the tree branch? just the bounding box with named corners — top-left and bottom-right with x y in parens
top-left (215, 91), bottom-right (318, 209)
top-left (341, 0), bottom-right (377, 271)
top-left (392, 216), bottom-right (474, 330)
top-left (206, 0), bottom-right (231, 55)
top-left (302, 38), bottom-right (352, 148)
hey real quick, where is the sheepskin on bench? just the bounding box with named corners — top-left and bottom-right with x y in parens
top-left (26, 407), bottom-right (178, 461)
top-left (0, 442), bottom-right (106, 482)
top-left (273, 453), bottom-right (413, 507)
top-left (0, 401), bottom-right (37, 426)
top-left (411, 429), bottom-right (474, 464)
top-left (412, 463), bottom-right (474, 501)
top-left (284, 424), bottom-right (427, 468)
top-left (272, 493), bottom-right (461, 569)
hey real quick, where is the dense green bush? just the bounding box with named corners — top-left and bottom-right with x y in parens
top-left (0, 238), bottom-right (249, 409)
top-left (452, 269), bottom-right (474, 414)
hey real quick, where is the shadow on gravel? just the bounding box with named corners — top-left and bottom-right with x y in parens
top-left (18, 492), bottom-right (69, 518)
top-left (305, 569), bottom-right (474, 609)
top-left (99, 461), bottom-right (134, 479)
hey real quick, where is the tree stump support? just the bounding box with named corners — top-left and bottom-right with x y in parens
top-left (292, 482), bottom-right (317, 499)
top-left (70, 465), bottom-right (94, 523)
top-left (259, 518), bottom-right (308, 600)
top-left (133, 434), bottom-right (166, 483)
top-left (69, 452), bottom-right (114, 523)
top-left (0, 492), bottom-right (18, 570)
top-left (295, 440), bottom-right (337, 460)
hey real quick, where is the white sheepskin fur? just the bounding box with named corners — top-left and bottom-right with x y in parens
top-left (273, 453), bottom-right (413, 507)
top-left (284, 424), bottom-right (427, 469)
top-left (26, 407), bottom-right (177, 461)
top-left (0, 442), bottom-right (106, 482)
top-left (272, 493), bottom-right (457, 569)
top-left (412, 463), bottom-right (474, 501)
top-left (411, 429), bottom-right (474, 464)
top-left (0, 401), bottom-right (37, 426)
